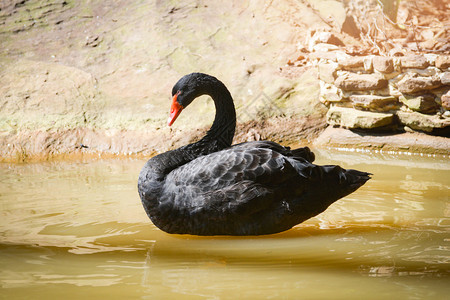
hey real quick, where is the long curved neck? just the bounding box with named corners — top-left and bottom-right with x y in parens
top-left (148, 76), bottom-right (236, 179)
top-left (177, 76), bottom-right (236, 161)
top-left (198, 78), bottom-right (236, 151)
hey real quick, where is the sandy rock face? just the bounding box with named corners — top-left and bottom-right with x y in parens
top-left (0, 60), bottom-right (100, 130)
top-left (1, 0), bottom-right (340, 161)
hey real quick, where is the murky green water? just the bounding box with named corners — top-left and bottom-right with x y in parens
top-left (1, 150), bottom-right (449, 299)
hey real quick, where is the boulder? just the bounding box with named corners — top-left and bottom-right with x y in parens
top-left (334, 73), bottom-right (388, 91)
top-left (399, 94), bottom-right (439, 114)
top-left (337, 56), bottom-right (365, 70)
top-left (326, 106), bottom-right (393, 129)
top-left (397, 111), bottom-right (450, 132)
top-left (441, 72), bottom-right (450, 85)
top-left (436, 55), bottom-right (450, 69)
top-left (319, 82), bottom-right (342, 104)
top-left (442, 90), bottom-right (450, 110)
top-left (349, 95), bottom-right (399, 111)
top-left (396, 73), bottom-right (441, 93)
top-left (318, 62), bottom-right (338, 84)
top-left (373, 56), bottom-right (394, 73)
top-left (400, 55), bottom-right (429, 69)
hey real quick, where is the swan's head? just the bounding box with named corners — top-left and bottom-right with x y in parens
top-left (168, 73), bottom-right (212, 126)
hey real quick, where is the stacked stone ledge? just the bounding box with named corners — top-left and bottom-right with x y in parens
top-left (315, 50), bottom-right (450, 133)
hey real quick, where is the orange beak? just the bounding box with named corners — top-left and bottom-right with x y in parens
top-left (168, 92), bottom-right (183, 126)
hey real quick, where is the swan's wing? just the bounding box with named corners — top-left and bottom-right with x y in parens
top-left (163, 147), bottom-right (302, 225)
top-left (165, 146), bottom-right (301, 194)
top-left (161, 144), bottom-right (322, 224)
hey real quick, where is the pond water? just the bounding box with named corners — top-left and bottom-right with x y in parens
top-left (1, 149), bottom-right (449, 299)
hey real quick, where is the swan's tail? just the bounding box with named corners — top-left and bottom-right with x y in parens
top-left (342, 168), bottom-right (372, 190)
top-left (286, 163), bottom-right (372, 226)
top-left (291, 146), bottom-right (315, 163)
top-left (318, 165), bottom-right (372, 202)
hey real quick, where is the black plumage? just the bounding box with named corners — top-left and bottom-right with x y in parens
top-left (138, 73), bottom-right (371, 235)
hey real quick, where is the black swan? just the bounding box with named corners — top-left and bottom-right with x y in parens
top-left (138, 73), bottom-right (371, 235)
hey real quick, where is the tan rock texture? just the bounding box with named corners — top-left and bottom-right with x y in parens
top-left (327, 107), bottom-right (393, 129)
top-left (335, 73), bottom-right (388, 91)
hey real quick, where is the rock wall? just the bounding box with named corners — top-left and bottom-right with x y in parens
top-left (0, 0), bottom-right (335, 162)
top-left (314, 48), bottom-right (450, 134)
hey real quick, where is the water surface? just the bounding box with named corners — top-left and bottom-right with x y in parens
top-left (1, 150), bottom-right (449, 299)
